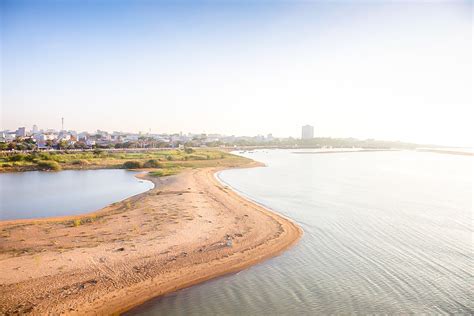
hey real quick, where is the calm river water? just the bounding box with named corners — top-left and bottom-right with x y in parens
top-left (0, 169), bottom-right (153, 220)
top-left (130, 150), bottom-right (472, 315)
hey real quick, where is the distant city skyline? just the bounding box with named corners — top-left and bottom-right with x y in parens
top-left (2, 121), bottom-right (441, 152)
top-left (1, 1), bottom-right (472, 146)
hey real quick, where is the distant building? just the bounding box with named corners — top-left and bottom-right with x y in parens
top-left (5, 132), bottom-right (16, 142)
top-left (86, 139), bottom-right (96, 147)
top-left (301, 125), bottom-right (314, 140)
top-left (78, 132), bottom-right (89, 141)
top-left (16, 127), bottom-right (26, 137)
top-left (58, 134), bottom-right (71, 142)
top-left (34, 133), bottom-right (56, 148)
top-left (124, 135), bottom-right (139, 142)
top-left (32, 125), bottom-right (39, 134)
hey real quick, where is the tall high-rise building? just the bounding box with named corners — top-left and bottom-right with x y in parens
top-left (16, 127), bottom-right (26, 137)
top-left (301, 125), bottom-right (314, 139)
top-left (32, 124), bottom-right (38, 134)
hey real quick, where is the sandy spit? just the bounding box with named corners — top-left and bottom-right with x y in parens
top-left (0, 161), bottom-right (302, 315)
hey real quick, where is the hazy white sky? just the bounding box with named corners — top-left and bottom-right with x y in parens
top-left (1, 1), bottom-right (472, 146)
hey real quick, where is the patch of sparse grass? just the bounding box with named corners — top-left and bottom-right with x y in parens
top-left (149, 168), bottom-right (180, 177)
top-left (71, 159), bottom-right (90, 165)
top-left (67, 215), bottom-right (98, 227)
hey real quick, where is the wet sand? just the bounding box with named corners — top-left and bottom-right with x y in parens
top-left (0, 162), bottom-right (302, 314)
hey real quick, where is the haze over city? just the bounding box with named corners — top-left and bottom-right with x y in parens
top-left (2, 1), bottom-right (472, 146)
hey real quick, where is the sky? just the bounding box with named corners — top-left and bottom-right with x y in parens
top-left (1, 0), bottom-right (472, 146)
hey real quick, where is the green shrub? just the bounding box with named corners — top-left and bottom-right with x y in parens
top-left (143, 159), bottom-right (163, 168)
top-left (123, 161), bottom-right (142, 169)
top-left (24, 154), bottom-right (38, 162)
top-left (37, 160), bottom-right (62, 171)
top-left (9, 154), bottom-right (26, 162)
top-left (93, 149), bottom-right (104, 156)
top-left (39, 153), bottom-right (51, 160)
top-left (184, 148), bottom-right (194, 154)
top-left (73, 219), bottom-right (82, 227)
top-left (2, 163), bottom-right (12, 167)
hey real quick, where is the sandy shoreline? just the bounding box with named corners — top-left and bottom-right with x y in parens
top-left (0, 161), bottom-right (302, 314)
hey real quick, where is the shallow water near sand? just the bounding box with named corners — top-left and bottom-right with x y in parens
top-left (0, 169), bottom-right (154, 220)
top-left (129, 150), bottom-right (472, 315)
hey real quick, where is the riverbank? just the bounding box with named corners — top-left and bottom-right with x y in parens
top-left (0, 148), bottom-right (235, 173)
top-left (0, 160), bottom-right (302, 314)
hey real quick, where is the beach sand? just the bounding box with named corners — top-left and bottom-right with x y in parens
top-left (0, 161), bottom-right (302, 314)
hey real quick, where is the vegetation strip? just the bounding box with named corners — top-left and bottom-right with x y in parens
top-left (0, 148), bottom-right (230, 173)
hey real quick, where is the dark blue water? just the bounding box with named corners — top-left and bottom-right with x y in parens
top-left (131, 150), bottom-right (472, 315)
top-left (0, 169), bottom-right (154, 220)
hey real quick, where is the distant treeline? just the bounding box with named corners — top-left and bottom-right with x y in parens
top-left (228, 137), bottom-right (433, 149)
